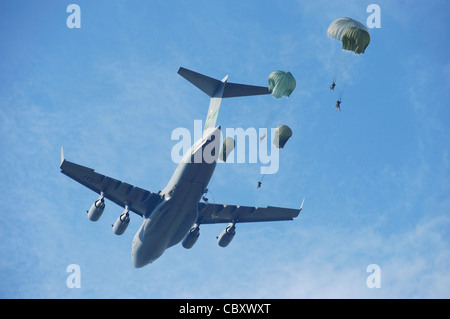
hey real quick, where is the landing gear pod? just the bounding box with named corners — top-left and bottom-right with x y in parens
top-left (87, 194), bottom-right (105, 221)
top-left (217, 223), bottom-right (236, 247)
top-left (112, 207), bottom-right (130, 235)
top-left (182, 223), bottom-right (200, 249)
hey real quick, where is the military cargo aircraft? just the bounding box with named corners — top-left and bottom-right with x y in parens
top-left (60, 67), bottom-right (304, 268)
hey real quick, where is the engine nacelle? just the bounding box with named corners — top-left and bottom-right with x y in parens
top-left (217, 223), bottom-right (236, 248)
top-left (87, 196), bottom-right (105, 221)
top-left (182, 224), bottom-right (200, 249)
top-left (112, 209), bottom-right (130, 235)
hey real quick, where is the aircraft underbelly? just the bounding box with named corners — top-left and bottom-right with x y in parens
top-left (131, 127), bottom-right (220, 268)
top-left (132, 163), bottom-right (215, 267)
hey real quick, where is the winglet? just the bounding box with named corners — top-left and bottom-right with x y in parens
top-left (60, 146), bottom-right (65, 167)
top-left (300, 197), bottom-right (305, 212)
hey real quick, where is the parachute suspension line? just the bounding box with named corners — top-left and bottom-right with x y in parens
top-left (336, 83), bottom-right (344, 101)
top-left (257, 101), bottom-right (272, 190)
top-left (257, 174), bottom-right (266, 189)
top-left (257, 117), bottom-right (271, 190)
top-left (202, 187), bottom-right (216, 204)
top-left (209, 188), bottom-right (216, 204)
top-left (261, 102), bottom-right (279, 130)
top-left (257, 124), bottom-right (293, 188)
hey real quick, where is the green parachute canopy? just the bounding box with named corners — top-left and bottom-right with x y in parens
top-left (327, 17), bottom-right (370, 54)
top-left (268, 71), bottom-right (296, 98)
top-left (273, 125), bottom-right (293, 149)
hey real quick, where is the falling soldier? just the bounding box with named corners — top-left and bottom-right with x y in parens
top-left (335, 98), bottom-right (342, 112)
top-left (329, 81), bottom-right (336, 91)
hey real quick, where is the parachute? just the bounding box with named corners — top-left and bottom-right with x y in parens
top-left (268, 71), bottom-right (296, 98)
top-left (219, 137), bottom-right (236, 162)
top-left (256, 125), bottom-right (292, 189)
top-left (327, 17), bottom-right (370, 54)
top-left (273, 125), bottom-right (293, 149)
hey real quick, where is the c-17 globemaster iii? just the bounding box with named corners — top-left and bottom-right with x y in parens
top-left (60, 67), bottom-right (304, 268)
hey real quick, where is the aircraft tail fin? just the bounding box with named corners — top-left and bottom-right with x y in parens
top-left (60, 146), bottom-right (65, 167)
top-left (177, 67), bottom-right (270, 132)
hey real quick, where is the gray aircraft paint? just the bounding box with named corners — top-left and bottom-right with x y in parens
top-left (60, 67), bottom-right (303, 268)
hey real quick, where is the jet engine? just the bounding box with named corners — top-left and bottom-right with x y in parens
top-left (112, 208), bottom-right (130, 235)
top-left (182, 224), bottom-right (200, 249)
top-left (217, 223), bottom-right (236, 247)
top-left (87, 195), bottom-right (105, 221)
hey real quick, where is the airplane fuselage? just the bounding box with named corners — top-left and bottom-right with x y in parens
top-left (131, 127), bottom-right (220, 267)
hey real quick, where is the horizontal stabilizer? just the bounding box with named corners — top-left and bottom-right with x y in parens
top-left (178, 67), bottom-right (271, 98)
top-left (178, 67), bottom-right (221, 97)
top-left (222, 82), bottom-right (270, 98)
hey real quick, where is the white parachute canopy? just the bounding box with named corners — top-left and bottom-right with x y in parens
top-left (268, 71), bottom-right (296, 98)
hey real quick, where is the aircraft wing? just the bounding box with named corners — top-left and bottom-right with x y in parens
top-left (60, 149), bottom-right (162, 217)
top-left (196, 199), bottom-right (304, 225)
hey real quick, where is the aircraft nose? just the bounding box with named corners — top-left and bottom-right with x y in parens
top-left (131, 227), bottom-right (163, 268)
top-left (131, 247), bottom-right (157, 268)
top-left (132, 245), bottom-right (150, 268)
top-left (131, 233), bottom-right (146, 268)
top-left (132, 255), bottom-right (147, 268)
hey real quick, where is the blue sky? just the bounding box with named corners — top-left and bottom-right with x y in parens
top-left (1, 0), bottom-right (449, 298)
